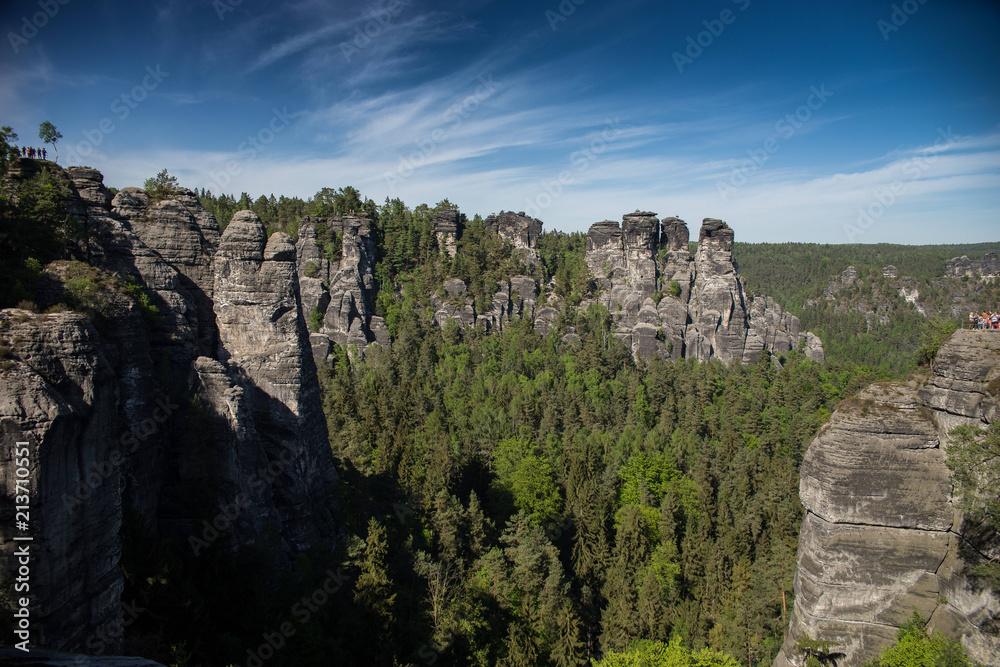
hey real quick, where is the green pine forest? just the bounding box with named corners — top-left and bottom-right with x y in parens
top-left (194, 184), bottom-right (994, 666)
top-left (0, 148), bottom-right (995, 666)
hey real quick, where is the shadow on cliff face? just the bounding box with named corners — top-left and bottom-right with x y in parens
top-left (957, 519), bottom-right (1000, 601)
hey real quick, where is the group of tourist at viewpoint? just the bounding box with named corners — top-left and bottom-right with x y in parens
top-left (971, 311), bottom-right (1000, 329)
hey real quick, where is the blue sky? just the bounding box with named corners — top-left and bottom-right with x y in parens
top-left (2, 0), bottom-right (998, 243)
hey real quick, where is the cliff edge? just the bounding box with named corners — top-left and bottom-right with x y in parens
top-left (0, 168), bottom-right (338, 654)
top-left (774, 330), bottom-right (1000, 667)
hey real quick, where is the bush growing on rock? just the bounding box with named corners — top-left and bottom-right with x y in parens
top-left (862, 612), bottom-right (976, 667)
top-left (143, 168), bottom-right (179, 200)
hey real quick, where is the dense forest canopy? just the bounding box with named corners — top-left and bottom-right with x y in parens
top-left (733, 242), bottom-right (1000, 377)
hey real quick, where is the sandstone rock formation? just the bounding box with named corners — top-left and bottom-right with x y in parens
top-left (433, 209), bottom-right (464, 258)
top-left (946, 253), bottom-right (999, 279)
top-left (0, 310), bottom-right (124, 652)
top-left (293, 215), bottom-right (388, 361)
top-left (774, 330), bottom-right (1000, 667)
top-left (429, 274), bottom-right (541, 334)
top-left (0, 169), bottom-right (339, 655)
top-left (485, 211), bottom-right (542, 264)
top-left (213, 214), bottom-right (339, 551)
top-left (296, 207), bottom-right (812, 368)
top-left (583, 214), bottom-right (823, 365)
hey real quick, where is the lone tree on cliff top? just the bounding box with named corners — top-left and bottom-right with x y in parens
top-left (38, 121), bottom-right (61, 163)
top-left (144, 169), bottom-right (180, 200)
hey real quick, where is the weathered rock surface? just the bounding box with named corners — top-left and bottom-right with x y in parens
top-left (485, 211), bottom-right (543, 265)
top-left (213, 214), bottom-right (339, 552)
top-left (426, 273), bottom-right (543, 335)
top-left (946, 253), bottom-right (1000, 279)
top-left (484, 211), bottom-right (542, 251)
top-left (0, 167), bottom-right (340, 656)
top-left (0, 311), bottom-right (124, 652)
top-left (775, 331), bottom-right (1000, 667)
top-left (293, 215), bottom-right (383, 361)
top-left (583, 214), bottom-right (822, 365)
top-left (433, 209), bottom-right (464, 258)
top-left (112, 187), bottom-right (221, 358)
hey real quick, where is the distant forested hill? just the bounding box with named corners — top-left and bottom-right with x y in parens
top-left (733, 242), bottom-right (999, 306)
top-left (733, 242), bottom-right (1000, 376)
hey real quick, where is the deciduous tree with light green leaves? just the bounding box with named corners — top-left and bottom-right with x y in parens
top-left (594, 636), bottom-right (740, 667)
top-left (38, 120), bottom-right (61, 162)
top-left (862, 611), bottom-right (977, 667)
top-left (947, 418), bottom-right (1000, 590)
top-left (948, 419), bottom-right (1000, 535)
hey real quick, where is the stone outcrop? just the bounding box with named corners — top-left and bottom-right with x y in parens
top-left (824, 265), bottom-right (859, 298)
top-left (685, 219), bottom-right (750, 364)
top-left (429, 274), bottom-right (541, 334)
top-left (946, 253), bottom-right (999, 279)
top-left (112, 186), bottom-right (221, 358)
top-left (0, 310), bottom-right (124, 652)
top-left (0, 168), bottom-right (339, 655)
top-left (293, 215), bottom-right (388, 361)
top-left (321, 215), bottom-right (377, 350)
top-left (774, 330), bottom-right (1000, 667)
top-left (297, 208), bottom-right (549, 358)
top-left (485, 211), bottom-right (542, 264)
top-left (294, 219), bottom-right (331, 324)
top-left (583, 214), bottom-right (823, 365)
top-left (213, 213), bottom-right (339, 552)
top-left (433, 209), bottom-right (464, 258)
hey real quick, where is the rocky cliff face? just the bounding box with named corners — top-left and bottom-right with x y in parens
top-left (433, 209), bottom-right (464, 258)
top-left (485, 211), bottom-right (543, 265)
top-left (583, 214), bottom-right (823, 365)
top-left (0, 309), bottom-right (125, 651)
top-left (0, 168), bottom-right (339, 654)
top-left (774, 330), bottom-right (1000, 667)
top-left (293, 215), bottom-right (389, 362)
top-left (391, 210), bottom-right (818, 365)
top-left (946, 253), bottom-right (999, 279)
